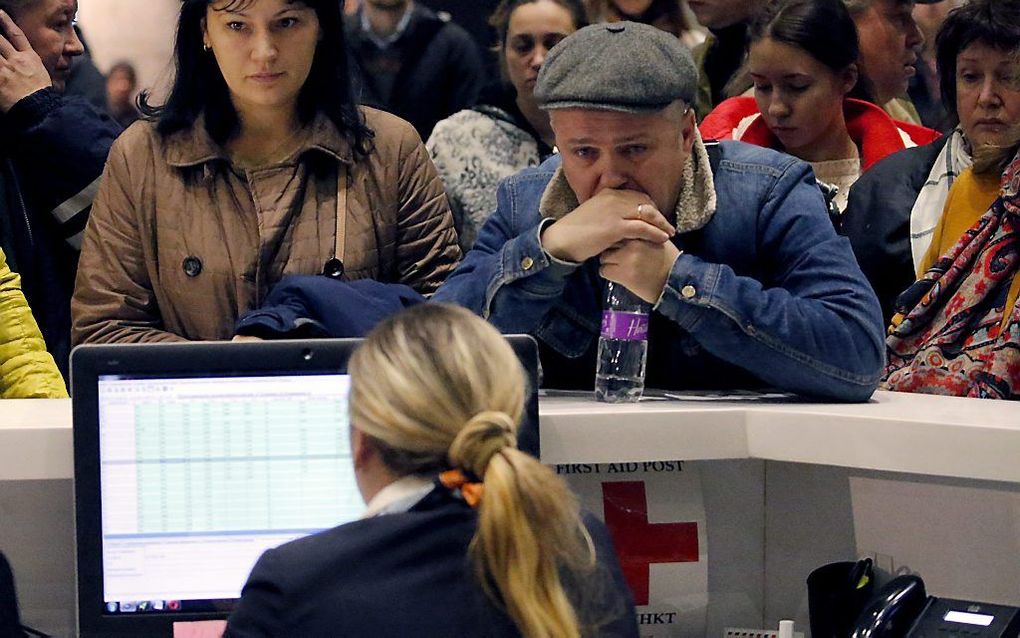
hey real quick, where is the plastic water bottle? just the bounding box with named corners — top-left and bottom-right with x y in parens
top-left (594, 281), bottom-right (650, 402)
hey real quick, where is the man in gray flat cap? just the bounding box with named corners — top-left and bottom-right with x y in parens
top-left (433, 22), bottom-right (885, 401)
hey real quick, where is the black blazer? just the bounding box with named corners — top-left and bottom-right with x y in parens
top-left (226, 485), bottom-right (638, 637)
top-left (843, 137), bottom-right (951, 325)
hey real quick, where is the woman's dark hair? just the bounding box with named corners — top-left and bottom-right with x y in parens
top-left (140, 0), bottom-right (373, 158)
top-left (489, 0), bottom-right (587, 51)
top-left (935, 0), bottom-right (1020, 124)
top-left (583, 0), bottom-right (691, 39)
top-left (748, 0), bottom-right (868, 100)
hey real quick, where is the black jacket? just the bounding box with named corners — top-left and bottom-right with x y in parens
top-left (418, 0), bottom-right (499, 77)
top-left (346, 4), bottom-right (484, 140)
top-left (842, 137), bottom-right (950, 326)
top-left (226, 485), bottom-right (639, 637)
top-left (0, 88), bottom-right (120, 376)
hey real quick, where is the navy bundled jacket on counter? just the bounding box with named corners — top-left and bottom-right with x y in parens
top-left (235, 277), bottom-right (425, 339)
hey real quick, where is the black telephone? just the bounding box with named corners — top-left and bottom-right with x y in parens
top-left (851, 574), bottom-right (1020, 638)
top-left (851, 575), bottom-right (928, 637)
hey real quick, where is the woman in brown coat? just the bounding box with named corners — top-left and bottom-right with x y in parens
top-left (72, 0), bottom-right (461, 344)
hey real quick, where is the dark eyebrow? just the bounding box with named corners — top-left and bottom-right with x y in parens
top-left (220, 4), bottom-right (310, 16)
top-left (568, 136), bottom-right (650, 146)
top-left (276, 5), bottom-right (311, 14)
top-left (614, 134), bottom-right (652, 144)
top-left (750, 72), bottom-right (811, 80)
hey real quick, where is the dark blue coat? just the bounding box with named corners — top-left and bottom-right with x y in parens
top-left (226, 486), bottom-right (638, 637)
top-left (0, 88), bottom-right (120, 375)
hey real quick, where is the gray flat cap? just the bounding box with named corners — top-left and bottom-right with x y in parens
top-left (535, 22), bottom-right (697, 113)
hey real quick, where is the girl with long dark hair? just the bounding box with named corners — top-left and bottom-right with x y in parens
top-left (700, 0), bottom-right (938, 212)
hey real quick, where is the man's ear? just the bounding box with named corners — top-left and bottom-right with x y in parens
top-left (679, 107), bottom-right (697, 155)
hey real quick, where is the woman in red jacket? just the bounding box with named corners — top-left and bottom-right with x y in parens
top-left (700, 0), bottom-right (938, 213)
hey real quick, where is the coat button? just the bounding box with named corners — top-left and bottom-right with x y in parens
top-left (182, 256), bottom-right (203, 277)
top-left (521, 256), bottom-right (535, 270)
top-left (681, 284), bottom-right (697, 299)
top-left (321, 258), bottom-right (345, 280)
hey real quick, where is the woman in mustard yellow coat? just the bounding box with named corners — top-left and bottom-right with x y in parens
top-left (0, 249), bottom-right (67, 398)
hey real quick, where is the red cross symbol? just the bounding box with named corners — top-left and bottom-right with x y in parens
top-left (602, 481), bottom-right (699, 605)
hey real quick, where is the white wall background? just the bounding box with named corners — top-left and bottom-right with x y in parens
top-left (76, 0), bottom-right (181, 100)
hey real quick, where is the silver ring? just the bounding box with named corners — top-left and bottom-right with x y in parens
top-left (637, 203), bottom-right (647, 219)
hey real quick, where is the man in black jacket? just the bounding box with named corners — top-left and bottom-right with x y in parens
top-left (418, 0), bottom-right (499, 76)
top-left (346, 0), bottom-right (485, 140)
top-left (0, 0), bottom-right (120, 377)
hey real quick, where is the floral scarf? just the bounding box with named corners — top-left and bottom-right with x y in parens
top-left (883, 149), bottom-right (1020, 400)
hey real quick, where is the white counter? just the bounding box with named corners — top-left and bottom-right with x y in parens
top-left (0, 399), bottom-right (72, 481)
top-left (3, 390), bottom-right (1017, 483)
top-left (2, 390), bottom-right (1018, 637)
top-left (540, 390), bottom-right (1020, 483)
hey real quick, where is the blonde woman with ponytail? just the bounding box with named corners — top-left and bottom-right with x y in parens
top-left (227, 304), bottom-right (638, 637)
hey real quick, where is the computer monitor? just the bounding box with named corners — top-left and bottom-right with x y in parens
top-left (71, 336), bottom-right (539, 637)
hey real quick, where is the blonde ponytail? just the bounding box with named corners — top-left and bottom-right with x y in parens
top-left (448, 412), bottom-right (595, 638)
top-left (349, 304), bottom-right (598, 637)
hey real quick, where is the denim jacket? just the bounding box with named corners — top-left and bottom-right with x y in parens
top-left (433, 141), bottom-right (885, 401)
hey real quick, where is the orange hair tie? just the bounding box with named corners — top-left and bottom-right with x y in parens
top-left (439, 469), bottom-right (484, 508)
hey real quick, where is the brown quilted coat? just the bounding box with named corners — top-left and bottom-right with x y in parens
top-left (72, 108), bottom-right (461, 344)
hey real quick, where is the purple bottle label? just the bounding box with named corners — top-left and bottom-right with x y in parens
top-left (601, 311), bottom-right (649, 341)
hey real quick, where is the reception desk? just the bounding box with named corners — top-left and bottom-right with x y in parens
top-left (5, 390), bottom-right (1019, 481)
top-left (3, 391), bottom-right (1019, 636)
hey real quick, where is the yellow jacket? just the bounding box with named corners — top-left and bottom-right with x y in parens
top-left (0, 248), bottom-right (68, 398)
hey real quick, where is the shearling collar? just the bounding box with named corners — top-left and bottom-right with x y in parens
top-left (538, 130), bottom-right (717, 233)
top-left (164, 111), bottom-right (354, 169)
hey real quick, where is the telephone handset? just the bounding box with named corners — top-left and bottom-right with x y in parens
top-left (850, 574), bottom-right (1020, 637)
top-left (851, 575), bottom-right (927, 637)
